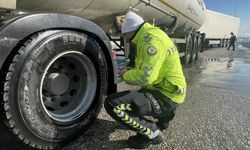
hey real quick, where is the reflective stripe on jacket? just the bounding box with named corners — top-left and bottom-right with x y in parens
top-left (123, 23), bottom-right (186, 104)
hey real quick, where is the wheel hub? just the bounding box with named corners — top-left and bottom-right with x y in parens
top-left (46, 72), bottom-right (69, 95)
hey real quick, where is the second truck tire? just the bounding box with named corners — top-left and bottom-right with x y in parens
top-left (181, 33), bottom-right (193, 64)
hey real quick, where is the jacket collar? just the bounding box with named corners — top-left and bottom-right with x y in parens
top-left (131, 22), bottom-right (152, 45)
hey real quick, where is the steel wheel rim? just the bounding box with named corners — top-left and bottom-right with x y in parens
top-left (40, 51), bottom-right (97, 123)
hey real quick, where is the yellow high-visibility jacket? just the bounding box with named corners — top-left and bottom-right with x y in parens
top-left (123, 23), bottom-right (186, 104)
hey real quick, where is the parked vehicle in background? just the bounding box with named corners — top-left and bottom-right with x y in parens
top-left (199, 10), bottom-right (240, 48)
top-left (0, 0), bottom-right (206, 149)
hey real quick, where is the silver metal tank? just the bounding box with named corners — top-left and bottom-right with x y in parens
top-left (15, 0), bottom-right (206, 36)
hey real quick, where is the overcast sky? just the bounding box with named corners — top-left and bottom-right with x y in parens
top-left (204, 0), bottom-right (250, 35)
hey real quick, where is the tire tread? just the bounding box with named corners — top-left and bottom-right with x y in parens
top-left (2, 33), bottom-right (46, 149)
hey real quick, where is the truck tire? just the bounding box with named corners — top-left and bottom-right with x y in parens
top-left (190, 34), bottom-right (198, 63)
top-left (223, 39), bottom-right (227, 48)
top-left (181, 33), bottom-right (193, 64)
top-left (222, 39), bottom-right (225, 47)
top-left (194, 35), bottom-right (202, 61)
top-left (2, 30), bottom-right (108, 149)
top-left (225, 39), bottom-right (228, 47)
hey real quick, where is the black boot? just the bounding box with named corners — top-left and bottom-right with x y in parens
top-left (128, 131), bottom-right (164, 149)
top-left (156, 121), bottom-right (169, 130)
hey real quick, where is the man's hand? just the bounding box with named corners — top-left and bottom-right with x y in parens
top-left (120, 67), bottom-right (128, 77)
top-left (120, 67), bottom-right (132, 80)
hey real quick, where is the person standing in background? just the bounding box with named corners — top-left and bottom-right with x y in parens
top-left (227, 32), bottom-right (237, 51)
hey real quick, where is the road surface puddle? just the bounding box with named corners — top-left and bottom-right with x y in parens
top-left (193, 57), bottom-right (250, 90)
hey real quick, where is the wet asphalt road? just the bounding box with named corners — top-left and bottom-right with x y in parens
top-left (1, 43), bottom-right (250, 150)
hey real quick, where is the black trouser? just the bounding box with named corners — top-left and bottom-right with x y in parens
top-left (104, 89), bottom-right (177, 139)
top-left (228, 42), bottom-right (235, 50)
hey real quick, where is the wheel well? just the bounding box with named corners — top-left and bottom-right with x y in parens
top-left (84, 31), bottom-right (117, 95)
top-left (77, 30), bottom-right (117, 95)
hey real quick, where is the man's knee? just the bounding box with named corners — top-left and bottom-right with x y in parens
top-left (104, 94), bottom-right (116, 115)
top-left (130, 97), bottom-right (152, 115)
top-left (104, 91), bottom-right (130, 113)
top-left (104, 96), bottom-right (115, 106)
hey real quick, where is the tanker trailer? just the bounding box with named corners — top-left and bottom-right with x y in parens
top-left (0, 0), bottom-right (206, 149)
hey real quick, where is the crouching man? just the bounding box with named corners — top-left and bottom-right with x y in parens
top-left (104, 11), bottom-right (186, 149)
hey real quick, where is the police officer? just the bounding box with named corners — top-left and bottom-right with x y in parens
top-left (227, 32), bottom-right (237, 51)
top-left (104, 11), bottom-right (186, 149)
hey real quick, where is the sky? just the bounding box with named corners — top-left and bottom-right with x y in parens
top-left (204, 0), bottom-right (250, 35)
